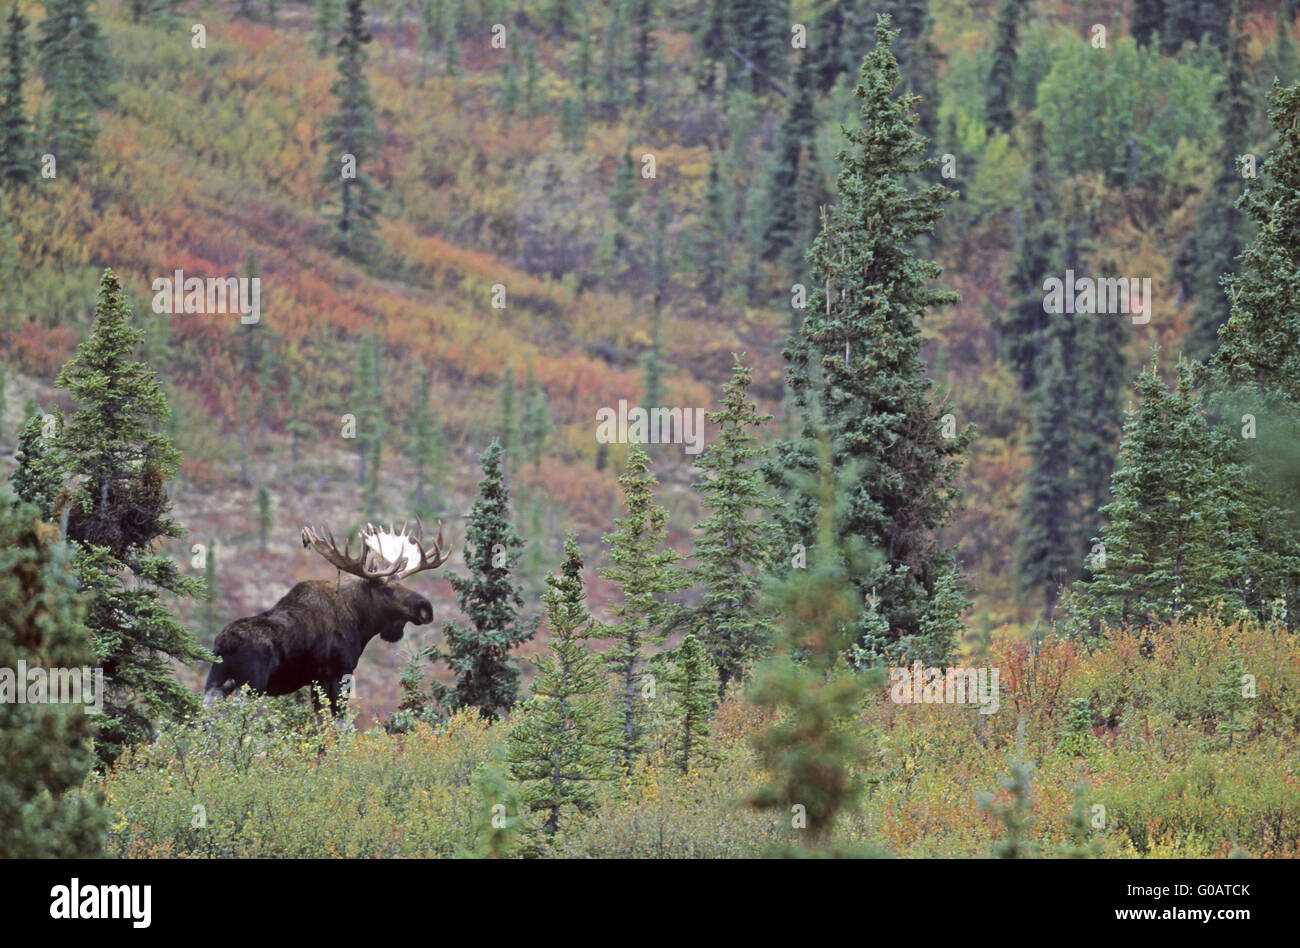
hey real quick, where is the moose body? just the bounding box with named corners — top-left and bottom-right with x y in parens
top-left (204, 520), bottom-right (449, 713)
top-left (204, 579), bottom-right (433, 712)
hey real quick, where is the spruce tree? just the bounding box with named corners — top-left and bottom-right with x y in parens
top-left (1177, 19), bottom-right (1252, 363)
top-left (698, 151), bottom-right (729, 304)
top-left (770, 17), bottom-right (971, 664)
top-left (410, 372), bottom-right (448, 517)
top-left (522, 360), bottom-right (550, 472)
top-left (984, 0), bottom-right (1021, 135)
top-left (1074, 360), bottom-right (1243, 633)
top-left (506, 535), bottom-right (614, 835)
top-left (694, 0), bottom-right (730, 99)
top-left (807, 0), bottom-right (865, 94)
top-left (639, 299), bottom-right (672, 411)
top-left (201, 538), bottom-right (220, 643)
top-left (689, 354), bottom-right (777, 697)
top-left (1132, 0), bottom-right (1166, 47)
top-left (352, 329), bottom-right (379, 486)
top-left (54, 269), bottom-right (211, 765)
top-left (36, 0), bottom-right (110, 174)
top-left (1014, 335), bottom-right (1075, 621)
top-left (1071, 287), bottom-right (1128, 566)
top-left (762, 57), bottom-right (820, 266)
top-left (521, 37), bottom-right (541, 120)
top-left (314, 0), bottom-right (341, 56)
top-left (1207, 81), bottom-right (1300, 407)
top-left (1161, 0), bottom-right (1230, 55)
top-left (874, 0), bottom-right (943, 144)
top-left (599, 0), bottom-right (628, 115)
top-left (255, 484), bottom-right (271, 553)
top-left (11, 408), bottom-right (63, 521)
top-left (748, 436), bottom-right (883, 853)
top-left (610, 148), bottom-right (638, 265)
top-left (442, 0), bottom-right (460, 77)
top-left (497, 363), bottom-right (519, 475)
top-left (1198, 80), bottom-right (1300, 622)
top-left (235, 383), bottom-right (251, 487)
top-left (731, 0), bottom-right (789, 95)
top-left (666, 633), bottom-right (714, 774)
top-left (322, 0), bottom-right (380, 257)
top-left (629, 0), bottom-right (654, 106)
top-left (599, 445), bottom-right (688, 769)
top-left (1001, 116), bottom-right (1058, 394)
top-left (0, 500), bottom-right (107, 857)
top-left (0, 4), bottom-right (34, 188)
top-left (573, 18), bottom-right (593, 103)
top-left (433, 442), bottom-right (533, 719)
top-left (286, 374), bottom-right (311, 477)
top-left (36, 0), bottom-right (111, 107)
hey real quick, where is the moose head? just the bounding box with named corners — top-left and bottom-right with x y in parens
top-left (300, 518), bottom-right (452, 641)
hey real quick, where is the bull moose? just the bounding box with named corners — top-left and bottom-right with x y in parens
top-left (203, 519), bottom-right (451, 713)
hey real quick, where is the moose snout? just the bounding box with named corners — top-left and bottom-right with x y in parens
top-left (411, 598), bottom-right (433, 625)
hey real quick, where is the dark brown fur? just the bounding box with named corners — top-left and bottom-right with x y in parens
top-left (203, 578), bottom-right (433, 713)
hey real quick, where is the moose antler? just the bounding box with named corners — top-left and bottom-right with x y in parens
top-left (301, 523), bottom-right (405, 581)
top-left (363, 517), bottom-right (452, 581)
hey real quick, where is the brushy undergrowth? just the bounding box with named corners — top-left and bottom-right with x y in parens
top-left (97, 616), bottom-right (1300, 857)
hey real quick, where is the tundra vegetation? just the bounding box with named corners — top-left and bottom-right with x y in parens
top-left (1, 1), bottom-right (1299, 858)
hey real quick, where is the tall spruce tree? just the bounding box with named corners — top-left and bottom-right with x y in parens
top-left (0, 500), bottom-right (107, 856)
top-left (522, 360), bottom-right (550, 472)
top-left (1161, 0), bottom-right (1230, 55)
top-left (1001, 116), bottom-right (1058, 394)
top-left (599, 445), bottom-right (688, 770)
top-left (807, 0), bottom-right (865, 94)
top-left (688, 354), bottom-right (777, 697)
top-left (873, 0), bottom-right (943, 144)
top-left (286, 374), bottom-right (311, 477)
top-left (36, 0), bottom-right (111, 106)
top-left (1073, 360), bottom-right (1244, 633)
top-left (255, 484), bottom-right (271, 553)
top-left (698, 151), bottom-right (729, 304)
top-left (1206, 81), bottom-right (1300, 407)
top-left (762, 57), bottom-right (820, 266)
top-left (1014, 335), bottom-right (1076, 621)
top-left (506, 535), bottom-right (614, 835)
top-left (1197, 79), bottom-right (1300, 621)
top-left (322, 0), bottom-right (380, 257)
top-left (0, 4), bottom-right (34, 188)
top-left (769, 17), bottom-right (971, 664)
top-left (37, 0), bottom-right (110, 174)
top-left (410, 372), bottom-right (448, 517)
top-left (984, 0), bottom-right (1021, 135)
top-left (1177, 17), bottom-right (1253, 363)
top-left (314, 0), bottom-right (341, 56)
top-left (731, 0), bottom-right (790, 95)
top-left (748, 435), bottom-right (884, 854)
top-left (54, 269), bottom-right (211, 765)
top-left (433, 442), bottom-right (533, 719)
top-left (497, 362), bottom-right (520, 476)
top-left (201, 538), bottom-right (220, 643)
top-left (694, 0), bottom-right (730, 98)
